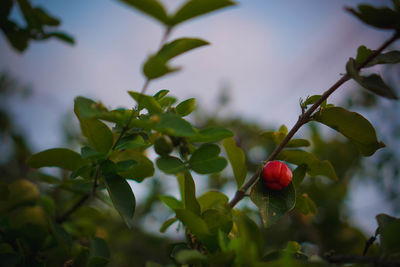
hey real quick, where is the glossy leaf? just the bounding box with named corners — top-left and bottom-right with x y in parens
top-left (347, 58), bottom-right (398, 99)
top-left (101, 161), bottom-right (136, 226)
top-left (346, 4), bottom-right (400, 30)
top-left (222, 137), bottom-right (247, 188)
top-left (175, 250), bottom-right (207, 264)
top-left (27, 148), bottom-right (84, 171)
top-left (180, 171), bottom-right (201, 215)
top-left (156, 156), bottom-right (186, 174)
top-left (115, 135), bottom-right (148, 150)
top-left (292, 164), bottom-right (307, 188)
top-left (355, 45), bottom-right (373, 65)
top-left (286, 139), bottom-right (311, 148)
top-left (118, 0), bottom-right (169, 25)
top-left (143, 38), bottom-right (209, 80)
top-left (198, 191), bottom-right (229, 213)
top-left (176, 98), bottom-right (196, 117)
top-left (154, 113), bottom-right (196, 137)
top-left (303, 95), bottom-right (327, 108)
top-left (170, 0), bottom-right (236, 26)
top-left (202, 209), bottom-right (232, 234)
top-left (153, 89), bottom-right (169, 100)
top-left (314, 107), bottom-right (386, 156)
top-left (160, 217), bottom-right (178, 233)
top-left (295, 193), bottom-right (317, 215)
top-left (189, 127), bottom-right (234, 143)
top-left (277, 150), bottom-right (338, 181)
top-left (189, 144), bottom-right (227, 174)
top-left (250, 179), bottom-right (296, 227)
top-left (88, 237), bottom-right (110, 267)
top-left (381, 221), bottom-right (400, 253)
top-left (159, 195), bottom-right (183, 211)
top-left (128, 91), bottom-right (162, 114)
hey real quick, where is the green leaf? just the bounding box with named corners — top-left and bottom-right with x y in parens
top-left (198, 191), bottom-right (229, 213)
top-left (176, 98), bottom-right (196, 117)
top-left (159, 195), bottom-right (183, 211)
top-left (156, 156), bottom-right (186, 174)
top-left (118, 0), bottom-right (169, 25)
top-left (154, 113), bottom-right (196, 137)
top-left (47, 32), bottom-right (75, 45)
top-left (222, 137), bottom-right (247, 188)
top-left (88, 237), bottom-right (110, 267)
top-left (116, 160), bottom-right (137, 172)
top-left (303, 95), bottom-right (327, 108)
top-left (286, 139), bottom-right (311, 148)
top-left (101, 161), bottom-right (136, 226)
top-left (376, 213), bottom-right (399, 236)
top-left (189, 127), bottom-right (234, 143)
top-left (368, 50), bottom-right (400, 66)
top-left (314, 107), bottom-right (386, 156)
top-left (355, 45), bottom-right (373, 65)
top-left (346, 4), bottom-right (400, 30)
top-left (202, 209), bottom-right (232, 234)
top-left (250, 179), bottom-right (296, 227)
top-left (153, 89), bottom-right (169, 100)
top-left (292, 164), bottom-right (307, 188)
top-left (128, 91), bottom-right (162, 114)
top-left (27, 148), bottom-right (84, 171)
top-left (143, 38), bottom-right (209, 80)
top-left (381, 220), bottom-right (400, 253)
top-left (346, 58), bottom-right (398, 99)
top-left (117, 152), bottom-right (154, 182)
top-left (74, 99), bottom-right (114, 153)
top-left (295, 193), bottom-right (317, 215)
top-left (176, 250), bottom-right (207, 264)
top-left (115, 135), bottom-right (148, 150)
top-left (189, 144), bottom-right (227, 174)
top-left (160, 217), bottom-right (178, 233)
top-left (277, 150), bottom-right (338, 181)
top-left (260, 126), bottom-right (287, 145)
top-left (181, 171), bottom-right (201, 215)
top-left (170, 0), bottom-right (236, 26)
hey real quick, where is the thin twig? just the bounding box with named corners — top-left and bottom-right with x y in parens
top-left (56, 166), bottom-right (100, 223)
top-left (229, 32), bottom-right (400, 208)
top-left (112, 28), bottom-right (172, 150)
top-left (363, 236), bottom-right (377, 256)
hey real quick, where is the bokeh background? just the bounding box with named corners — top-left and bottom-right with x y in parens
top-left (1, 0), bottom-right (400, 260)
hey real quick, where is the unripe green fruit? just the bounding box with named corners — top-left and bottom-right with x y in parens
top-left (154, 136), bottom-right (173, 155)
top-left (8, 179), bottom-right (40, 208)
top-left (9, 205), bottom-right (47, 229)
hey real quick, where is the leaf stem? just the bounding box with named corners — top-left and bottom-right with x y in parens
top-left (228, 32), bottom-right (400, 208)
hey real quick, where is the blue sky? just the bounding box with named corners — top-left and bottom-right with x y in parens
top-left (1, 0), bottom-right (398, 234)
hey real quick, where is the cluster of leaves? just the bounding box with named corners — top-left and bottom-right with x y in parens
top-left (0, 0), bottom-right (74, 52)
top-left (1, 0), bottom-right (400, 266)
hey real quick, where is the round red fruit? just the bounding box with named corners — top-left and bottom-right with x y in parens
top-left (262, 161), bottom-right (292, 190)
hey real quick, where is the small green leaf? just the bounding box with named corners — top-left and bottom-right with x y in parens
top-left (176, 98), bottom-right (196, 117)
top-left (381, 221), bottom-right (400, 253)
top-left (143, 38), bottom-right (209, 80)
top-left (115, 135), bottom-right (148, 150)
top-left (101, 161), bottom-right (136, 226)
top-left (116, 152), bottom-right (154, 182)
top-left (154, 113), bottom-right (196, 137)
top-left (277, 150), bottom-right (338, 181)
top-left (160, 217), bottom-right (178, 233)
top-left (170, 0), bottom-right (236, 26)
top-left (175, 249), bottom-right (207, 264)
top-left (156, 156), bottom-right (186, 174)
top-left (295, 193), bottom-right (317, 215)
top-left (202, 209), bottom-right (232, 234)
top-left (189, 144), bottom-right (227, 174)
top-left (159, 195), bottom-right (183, 211)
top-left (153, 89), bottom-right (169, 100)
top-left (116, 160), bottom-right (137, 172)
top-left (303, 95), bottom-right (327, 108)
top-left (355, 45), bottom-right (373, 65)
top-left (180, 171), bottom-right (201, 215)
top-left (198, 191), bottom-right (229, 213)
top-left (346, 4), bottom-right (400, 30)
top-left (314, 107), bottom-right (386, 156)
top-left (286, 139), bottom-right (311, 148)
top-left (250, 179), bottom-right (296, 227)
top-left (222, 137), bottom-right (247, 188)
top-left (367, 50), bottom-right (400, 66)
top-left (27, 148), bottom-right (84, 171)
top-left (189, 127), bottom-right (234, 143)
top-left (376, 213), bottom-right (399, 236)
top-left (128, 91), bottom-right (162, 114)
top-left (47, 32), bottom-right (75, 45)
top-left (292, 164), bottom-right (307, 188)
top-left (88, 237), bottom-right (110, 267)
top-left (118, 0), bottom-right (169, 25)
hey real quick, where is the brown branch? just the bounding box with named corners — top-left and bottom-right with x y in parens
top-left (363, 236), bottom-right (377, 256)
top-left (229, 31), bottom-right (400, 208)
top-left (324, 253), bottom-right (400, 267)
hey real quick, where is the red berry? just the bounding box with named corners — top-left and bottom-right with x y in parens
top-left (262, 161), bottom-right (293, 190)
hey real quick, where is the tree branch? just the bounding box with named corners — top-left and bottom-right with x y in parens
top-left (229, 31), bottom-right (400, 208)
top-left (324, 253), bottom-right (400, 267)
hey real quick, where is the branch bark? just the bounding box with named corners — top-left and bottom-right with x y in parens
top-left (229, 31), bottom-right (400, 208)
